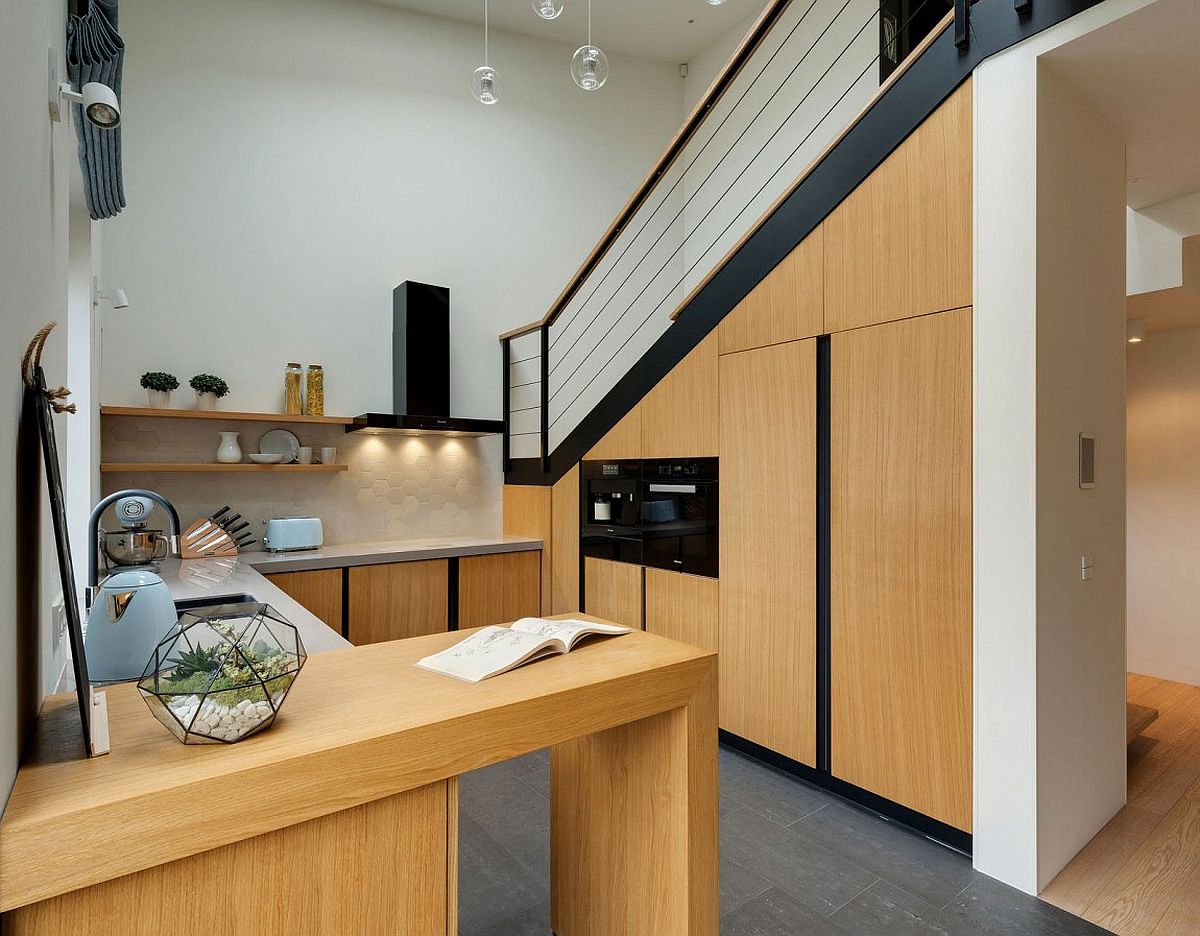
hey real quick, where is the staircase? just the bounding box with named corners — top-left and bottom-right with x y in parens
top-left (501, 0), bottom-right (1101, 483)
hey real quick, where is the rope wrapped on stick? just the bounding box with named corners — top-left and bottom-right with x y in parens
top-left (21, 322), bottom-right (77, 414)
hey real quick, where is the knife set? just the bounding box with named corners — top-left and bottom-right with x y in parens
top-left (180, 505), bottom-right (256, 559)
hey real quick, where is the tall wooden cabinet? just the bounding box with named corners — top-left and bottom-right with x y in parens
top-left (830, 307), bottom-right (972, 832)
top-left (719, 339), bottom-right (817, 767)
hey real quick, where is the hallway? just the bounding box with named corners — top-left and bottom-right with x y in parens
top-left (1043, 674), bottom-right (1200, 934)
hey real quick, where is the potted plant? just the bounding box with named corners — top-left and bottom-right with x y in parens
top-left (140, 371), bottom-right (179, 408)
top-left (190, 374), bottom-right (231, 410)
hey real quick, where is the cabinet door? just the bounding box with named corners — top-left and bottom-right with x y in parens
top-left (823, 82), bottom-right (971, 332)
top-left (719, 340), bottom-right (817, 766)
top-left (551, 465), bottom-right (581, 614)
top-left (718, 226), bottom-right (824, 355)
top-left (640, 333), bottom-right (719, 458)
top-left (644, 568), bottom-right (717, 652)
top-left (458, 551), bottom-right (542, 628)
top-left (583, 557), bottom-right (643, 629)
top-left (830, 307), bottom-right (972, 832)
top-left (348, 560), bottom-right (448, 645)
top-left (265, 569), bottom-right (343, 635)
top-left (585, 405), bottom-right (641, 460)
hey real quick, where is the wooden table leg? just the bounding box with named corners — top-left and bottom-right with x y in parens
top-left (550, 659), bottom-right (718, 935)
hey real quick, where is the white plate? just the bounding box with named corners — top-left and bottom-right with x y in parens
top-left (248, 453), bottom-right (285, 464)
top-left (258, 429), bottom-right (300, 464)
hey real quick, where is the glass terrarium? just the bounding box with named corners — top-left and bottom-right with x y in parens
top-left (138, 602), bottom-right (306, 744)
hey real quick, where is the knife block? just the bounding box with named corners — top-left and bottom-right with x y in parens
top-left (180, 518), bottom-right (239, 559)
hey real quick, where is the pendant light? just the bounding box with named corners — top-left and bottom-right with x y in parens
top-left (531, 0), bottom-right (565, 20)
top-left (471, 0), bottom-right (501, 105)
top-left (571, 0), bottom-right (608, 92)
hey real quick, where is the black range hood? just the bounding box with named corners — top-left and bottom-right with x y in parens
top-left (349, 282), bottom-right (504, 436)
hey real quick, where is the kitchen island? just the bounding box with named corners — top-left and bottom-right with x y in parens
top-left (0, 620), bottom-right (717, 935)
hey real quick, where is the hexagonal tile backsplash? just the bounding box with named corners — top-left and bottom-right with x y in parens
top-left (101, 416), bottom-right (503, 546)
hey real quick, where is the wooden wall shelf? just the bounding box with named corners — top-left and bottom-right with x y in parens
top-left (100, 406), bottom-right (354, 426)
top-left (100, 463), bottom-right (348, 474)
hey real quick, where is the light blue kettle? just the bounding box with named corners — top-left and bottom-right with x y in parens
top-left (85, 569), bottom-right (178, 683)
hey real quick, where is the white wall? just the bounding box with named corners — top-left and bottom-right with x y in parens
top-left (99, 0), bottom-right (682, 422)
top-left (1127, 326), bottom-right (1200, 686)
top-left (1033, 63), bottom-right (1128, 890)
top-left (974, 0), bottom-right (1149, 895)
top-left (1127, 206), bottom-right (1183, 295)
top-left (0, 0), bottom-right (75, 809)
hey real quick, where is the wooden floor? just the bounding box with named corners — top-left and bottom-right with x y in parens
top-left (1042, 673), bottom-right (1200, 935)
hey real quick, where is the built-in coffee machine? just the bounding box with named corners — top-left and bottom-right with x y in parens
top-left (581, 459), bottom-right (642, 565)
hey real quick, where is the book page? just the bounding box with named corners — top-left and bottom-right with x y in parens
top-left (511, 617), bottom-right (632, 651)
top-left (414, 626), bottom-right (559, 683)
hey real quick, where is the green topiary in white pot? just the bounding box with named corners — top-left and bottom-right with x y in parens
top-left (189, 374), bottom-right (230, 410)
top-left (140, 371), bottom-right (179, 408)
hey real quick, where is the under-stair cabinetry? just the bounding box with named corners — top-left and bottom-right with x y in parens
top-left (823, 81), bottom-right (972, 332)
top-left (830, 307), bottom-right (972, 832)
top-left (583, 556), bottom-right (643, 629)
top-left (640, 333), bottom-right (719, 458)
top-left (644, 568), bottom-right (718, 652)
top-left (718, 339), bottom-right (817, 767)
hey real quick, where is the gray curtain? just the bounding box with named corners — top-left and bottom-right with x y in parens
top-left (66, 0), bottom-right (125, 220)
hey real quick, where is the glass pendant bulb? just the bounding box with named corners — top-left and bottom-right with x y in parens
top-left (571, 44), bottom-right (608, 91)
top-left (471, 64), bottom-right (500, 105)
top-left (531, 0), bottom-right (565, 19)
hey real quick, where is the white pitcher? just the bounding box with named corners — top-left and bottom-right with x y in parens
top-left (216, 431), bottom-right (242, 464)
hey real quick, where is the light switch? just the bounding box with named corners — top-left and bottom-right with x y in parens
top-left (1080, 555), bottom-right (1094, 581)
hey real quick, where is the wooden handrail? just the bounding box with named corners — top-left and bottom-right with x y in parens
top-left (498, 0), bottom-right (793, 344)
top-left (668, 7), bottom-right (955, 321)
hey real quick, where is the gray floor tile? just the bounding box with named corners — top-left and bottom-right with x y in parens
top-left (460, 760), bottom-right (551, 881)
top-left (720, 816), bottom-right (774, 917)
top-left (789, 801), bottom-right (975, 908)
top-left (721, 748), bottom-right (831, 826)
top-left (505, 747), bottom-right (550, 797)
top-left (939, 874), bottom-right (1114, 936)
top-left (471, 899), bottom-right (551, 936)
top-left (830, 879), bottom-right (960, 936)
top-left (457, 811), bottom-right (548, 936)
top-left (721, 806), bottom-right (878, 917)
top-left (721, 887), bottom-right (856, 936)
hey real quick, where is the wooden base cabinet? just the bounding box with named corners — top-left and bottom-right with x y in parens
top-left (584, 557), bottom-right (643, 629)
top-left (830, 307), bottom-right (972, 832)
top-left (264, 569), bottom-right (343, 635)
top-left (718, 340), bottom-right (817, 766)
top-left (645, 568), bottom-right (718, 652)
top-left (348, 559), bottom-right (449, 645)
top-left (458, 551), bottom-right (541, 628)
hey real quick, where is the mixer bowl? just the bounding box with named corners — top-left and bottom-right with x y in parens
top-left (101, 530), bottom-right (169, 567)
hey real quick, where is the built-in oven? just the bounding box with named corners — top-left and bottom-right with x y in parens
top-left (640, 458), bottom-right (718, 578)
top-left (581, 459), bottom-right (643, 565)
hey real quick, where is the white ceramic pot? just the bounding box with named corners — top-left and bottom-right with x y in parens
top-left (216, 431), bottom-right (242, 464)
top-left (196, 391), bottom-right (218, 410)
top-left (147, 389), bottom-right (172, 408)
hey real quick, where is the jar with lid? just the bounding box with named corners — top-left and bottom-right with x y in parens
top-left (284, 363), bottom-right (303, 415)
top-left (304, 364), bottom-right (325, 416)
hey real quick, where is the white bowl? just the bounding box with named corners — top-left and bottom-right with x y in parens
top-left (248, 453), bottom-right (285, 464)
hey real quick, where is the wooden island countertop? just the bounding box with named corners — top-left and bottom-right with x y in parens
top-left (0, 619), bottom-right (718, 935)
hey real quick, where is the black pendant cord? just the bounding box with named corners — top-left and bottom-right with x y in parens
top-left (816, 336), bottom-right (832, 774)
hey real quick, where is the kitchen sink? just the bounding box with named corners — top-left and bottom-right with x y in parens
top-left (173, 593), bottom-right (258, 614)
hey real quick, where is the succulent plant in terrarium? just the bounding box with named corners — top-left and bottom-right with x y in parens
top-left (138, 602), bottom-right (306, 744)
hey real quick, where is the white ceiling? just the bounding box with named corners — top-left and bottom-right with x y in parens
top-left (363, 0), bottom-right (764, 63)
top-left (1043, 0), bottom-right (1200, 211)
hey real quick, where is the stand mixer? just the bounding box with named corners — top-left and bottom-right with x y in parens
top-left (88, 489), bottom-right (181, 604)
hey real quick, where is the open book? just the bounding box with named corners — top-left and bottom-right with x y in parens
top-left (414, 617), bottom-right (632, 683)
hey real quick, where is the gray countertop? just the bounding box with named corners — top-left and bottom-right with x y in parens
top-left (155, 557), bottom-right (351, 654)
top-left (240, 534), bottom-right (542, 574)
